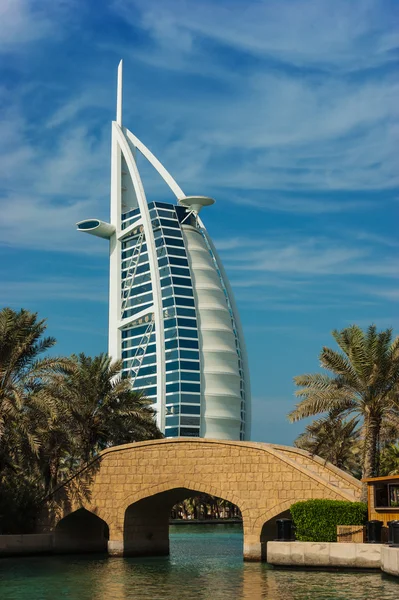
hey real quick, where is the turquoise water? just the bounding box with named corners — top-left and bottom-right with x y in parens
top-left (0, 525), bottom-right (397, 599)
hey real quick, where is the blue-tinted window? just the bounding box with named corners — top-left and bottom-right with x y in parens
top-left (135, 263), bottom-right (151, 275)
top-left (165, 328), bottom-right (177, 340)
top-left (122, 207), bottom-right (140, 220)
top-left (161, 286), bottom-right (173, 298)
top-left (158, 257), bottom-right (168, 267)
top-left (169, 256), bottom-right (189, 267)
top-left (167, 247), bottom-right (187, 258)
top-left (141, 354), bottom-right (158, 367)
top-left (181, 371), bottom-right (200, 382)
top-left (181, 382), bottom-right (200, 392)
top-left (172, 276), bottom-right (192, 287)
top-left (180, 417), bottom-right (200, 427)
top-left (134, 385), bottom-right (157, 396)
top-left (179, 339), bottom-right (199, 349)
top-left (165, 394), bottom-right (180, 405)
top-left (123, 342), bottom-right (155, 355)
top-left (164, 317), bottom-right (177, 329)
top-left (135, 375), bottom-right (157, 386)
top-left (154, 201), bottom-right (174, 210)
top-left (155, 237), bottom-right (165, 248)
top-left (122, 302), bottom-right (153, 319)
top-left (177, 318), bottom-right (197, 328)
top-left (128, 282), bottom-right (152, 296)
top-left (175, 296), bottom-right (195, 307)
top-left (163, 296), bottom-right (175, 308)
top-left (168, 247), bottom-right (188, 258)
top-left (124, 331), bottom-right (155, 348)
top-left (181, 393), bottom-right (201, 403)
top-left (159, 266), bottom-right (170, 278)
top-left (160, 218), bottom-right (180, 229)
top-left (179, 427), bottom-right (199, 437)
top-left (165, 349), bottom-right (179, 361)
top-left (181, 404), bottom-right (200, 415)
top-left (180, 360), bottom-right (200, 371)
top-left (134, 364), bottom-right (156, 376)
top-left (165, 415), bottom-right (179, 427)
top-left (166, 360), bottom-right (179, 372)
top-left (160, 277), bottom-right (172, 288)
top-left (164, 237), bottom-right (184, 248)
top-left (176, 308), bottom-right (196, 318)
top-left (122, 330), bottom-right (155, 347)
top-left (124, 325), bottom-right (150, 340)
top-left (166, 382), bottom-right (179, 393)
top-left (162, 227), bottom-right (182, 238)
top-left (125, 292), bottom-right (153, 308)
top-left (178, 328), bottom-right (198, 339)
top-left (122, 245), bottom-right (147, 260)
top-left (180, 349), bottom-right (200, 361)
top-left (164, 427), bottom-right (179, 437)
top-left (170, 267), bottom-right (191, 277)
top-left (165, 338), bottom-right (178, 350)
top-left (174, 287), bottom-right (193, 297)
top-left (166, 371), bottom-right (179, 382)
top-left (157, 209), bottom-right (176, 219)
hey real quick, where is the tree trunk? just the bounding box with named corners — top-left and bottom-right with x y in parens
top-left (362, 413), bottom-right (381, 502)
top-left (363, 414), bottom-right (381, 478)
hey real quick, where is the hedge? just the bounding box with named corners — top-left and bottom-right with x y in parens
top-left (290, 499), bottom-right (368, 542)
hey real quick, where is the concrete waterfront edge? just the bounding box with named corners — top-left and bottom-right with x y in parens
top-left (267, 541), bottom-right (399, 575)
top-left (1, 534), bottom-right (399, 577)
top-left (0, 534), bottom-right (54, 557)
top-left (381, 546), bottom-right (399, 577)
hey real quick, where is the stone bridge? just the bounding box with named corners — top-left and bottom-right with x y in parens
top-left (50, 438), bottom-right (361, 561)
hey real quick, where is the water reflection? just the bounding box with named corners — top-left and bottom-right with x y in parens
top-left (0, 525), bottom-right (397, 600)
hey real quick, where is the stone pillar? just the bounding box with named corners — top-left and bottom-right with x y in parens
top-left (243, 530), bottom-right (263, 561)
top-left (108, 539), bottom-right (124, 557)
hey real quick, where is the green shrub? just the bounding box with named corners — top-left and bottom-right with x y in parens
top-left (290, 499), bottom-right (367, 542)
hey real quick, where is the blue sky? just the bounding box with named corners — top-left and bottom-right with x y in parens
top-left (1, 0), bottom-right (398, 444)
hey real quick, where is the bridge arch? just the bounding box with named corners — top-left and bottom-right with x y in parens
top-left (54, 507), bottom-right (109, 554)
top-left (50, 438), bottom-right (361, 561)
top-left (122, 484), bottom-right (243, 557)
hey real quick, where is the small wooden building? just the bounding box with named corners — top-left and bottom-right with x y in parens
top-left (362, 474), bottom-right (399, 526)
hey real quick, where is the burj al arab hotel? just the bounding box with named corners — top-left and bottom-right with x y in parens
top-left (77, 62), bottom-right (251, 440)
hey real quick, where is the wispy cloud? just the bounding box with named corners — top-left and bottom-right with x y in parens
top-left (1, 277), bottom-right (108, 304)
top-left (113, 0), bottom-right (399, 71)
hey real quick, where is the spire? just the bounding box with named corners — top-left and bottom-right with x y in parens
top-left (116, 59), bottom-right (123, 126)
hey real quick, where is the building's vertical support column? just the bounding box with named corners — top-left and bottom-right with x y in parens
top-left (109, 128), bottom-right (122, 361)
top-left (112, 126), bottom-right (166, 432)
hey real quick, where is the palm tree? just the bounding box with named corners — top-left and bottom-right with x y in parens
top-left (289, 325), bottom-right (399, 480)
top-left (380, 443), bottom-right (399, 476)
top-left (0, 307), bottom-right (73, 469)
top-left (0, 308), bottom-right (74, 531)
top-left (52, 352), bottom-right (162, 464)
top-left (294, 409), bottom-right (361, 476)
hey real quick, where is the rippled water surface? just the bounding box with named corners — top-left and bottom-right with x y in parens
top-left (0, 525), bottom-right (397, 599)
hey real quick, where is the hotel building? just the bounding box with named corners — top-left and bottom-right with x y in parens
top-left (77, 62), bottom-right (251, 440)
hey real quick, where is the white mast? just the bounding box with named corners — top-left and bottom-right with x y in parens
top-left (116, 59), bottom-right (123, 126)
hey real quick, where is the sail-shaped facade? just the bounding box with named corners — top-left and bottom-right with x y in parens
top-left (77, 62), bottom-right (250, 440)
